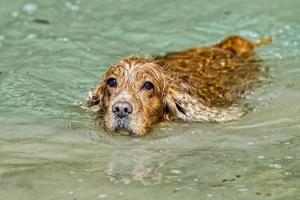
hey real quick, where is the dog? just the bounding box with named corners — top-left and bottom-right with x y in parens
top-left (83, 36), bottom-right (270, 135)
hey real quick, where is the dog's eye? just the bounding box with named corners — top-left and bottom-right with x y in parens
top-left (143, 81), bottom-right (154, 90)
top-left (107, 78), bottom-right (117, 87)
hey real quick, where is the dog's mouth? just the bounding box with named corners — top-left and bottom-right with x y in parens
top-left (111, 117), bottom-right (135, 135)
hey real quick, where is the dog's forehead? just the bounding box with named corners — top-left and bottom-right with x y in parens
top-left (109, 59), bottom-right (162, 80)
top-left (117, 59), bottom-right (152, 73)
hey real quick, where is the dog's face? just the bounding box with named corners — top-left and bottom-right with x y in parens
top-left (94, 58), bottom-right (168, 135)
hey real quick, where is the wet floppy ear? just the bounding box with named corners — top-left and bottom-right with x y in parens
top-left (163, 88), bottom-right (186, 120)
top-left (86, 81), bottom-right (106, 109)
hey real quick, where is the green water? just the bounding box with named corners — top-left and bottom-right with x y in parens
top-left (0, 0), bottom-right (299, 199)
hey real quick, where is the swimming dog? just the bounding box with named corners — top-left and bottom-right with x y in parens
top-left (84, 36), bottom-right (270, 135)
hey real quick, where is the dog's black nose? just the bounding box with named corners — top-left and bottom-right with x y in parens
top-left (112, 102), bottom-right (133, 118)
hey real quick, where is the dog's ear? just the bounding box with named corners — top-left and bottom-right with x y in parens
top-left (163, 88), bottom-right (186, 120)
top-left (86, 81), bottom-right (106, 110)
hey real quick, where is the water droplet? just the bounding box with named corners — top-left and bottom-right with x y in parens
top-left (57, 37), bottom-right (71, 42)
top-left (26, 34), bottom-right (36, 39)
top-left (269, 164), bottom-right (282, 169)
top-left (274, 53), bottom-right (283, 59)
top-left (124, 179), bottom-right (131, 184)
top-left (257, 155), bottom-right (265, 159)
top-left (11, 11), bottom-right (19, 17)
top-left (207, 194), bottom-right (213, 197)
top-left (285, 156), bottom-right (293, 159)
top-left (98, 194), bottom-right (107, 199)
top-left (66, 2), bottom-right (80, 11)
top-left (170, 169), bottom-right (182, 174)
top-left (23, 3), bottom-right (38, 14)
top-left (238, 188), bottom-right (247, 192)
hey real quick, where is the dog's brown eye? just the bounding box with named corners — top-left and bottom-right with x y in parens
top-left (143, 81), bottom-right (154, 90)
top-left (107, 78), bottom-right (117, 87)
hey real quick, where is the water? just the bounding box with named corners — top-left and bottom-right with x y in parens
top-left (0, 0), bottom-right (299, 199)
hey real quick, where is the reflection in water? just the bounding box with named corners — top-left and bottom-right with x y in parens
top-left (105, 149), bottom-right (171, 185)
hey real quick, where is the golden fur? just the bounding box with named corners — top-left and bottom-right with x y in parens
top-left (84, 36), bottom-right (270, 135)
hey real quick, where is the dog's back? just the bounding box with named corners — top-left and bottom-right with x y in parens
top-left (156, 36), bottom-right (270, 108)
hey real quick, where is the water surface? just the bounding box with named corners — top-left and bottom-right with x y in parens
top-left (0, 0), bottom-right (299, 199)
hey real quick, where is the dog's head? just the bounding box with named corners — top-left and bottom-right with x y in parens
top-left (92, 57), bottom-right (179, 135)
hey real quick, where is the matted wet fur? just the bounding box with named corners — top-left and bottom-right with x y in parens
top-left (83, 36), bottom-right (270, 135)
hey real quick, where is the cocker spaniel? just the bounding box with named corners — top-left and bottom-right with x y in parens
top-left (84, 36), bottom-right (270, 135)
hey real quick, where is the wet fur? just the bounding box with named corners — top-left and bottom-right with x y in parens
top-left (84, 36), bottom-right (270, 135)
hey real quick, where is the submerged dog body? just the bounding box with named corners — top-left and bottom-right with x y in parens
top-left (86, 36), bottom-right (269, 135)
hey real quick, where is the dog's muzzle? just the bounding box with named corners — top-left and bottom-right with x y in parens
top-left (112, 102), bottom-right (133, 119)
top-left (111, 102), bottom-right (133, 130)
